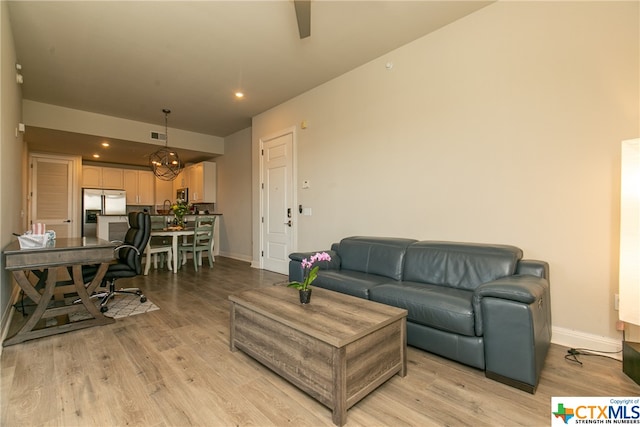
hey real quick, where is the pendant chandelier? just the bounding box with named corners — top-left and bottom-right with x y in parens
top-left (149, 109), bottom-right (183, 181)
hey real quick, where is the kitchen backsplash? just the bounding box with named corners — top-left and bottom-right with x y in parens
top-left (126, 206), bottom-right (152, 215)
top-left (150, 202), bottom-right (215, 214)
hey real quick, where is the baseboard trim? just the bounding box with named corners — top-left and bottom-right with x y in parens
top-left (217, 251), bottom-right (252, 263)
top-left (552, 326), bottom-right (622, 360)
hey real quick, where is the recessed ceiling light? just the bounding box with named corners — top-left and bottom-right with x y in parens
top-left (235, 92), bottom-right (244, 99)
top-left (92, 154), bottom-right (100, 158)
top-left (101, 142), bottom-right (110, 147)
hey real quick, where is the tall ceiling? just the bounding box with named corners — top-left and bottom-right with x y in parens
top-left (8, 0), bottom-right (491, 166)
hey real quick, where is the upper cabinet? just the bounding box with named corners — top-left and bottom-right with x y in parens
top-left (82, 166), bottom-right (124, 189)
top-left (169, 162), bottom-right (216, 203)
top-left (155, 177), bottom-right (174, 207)
top-left (188, 162), bottom-right (216, 203)
top-left (123, 170), bottom-right (155, 205)
top-left (173, 169), bottom-right (188, 192)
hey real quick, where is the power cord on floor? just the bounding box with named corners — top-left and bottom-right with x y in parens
top-left (564, 347), bottom-right (622, 366)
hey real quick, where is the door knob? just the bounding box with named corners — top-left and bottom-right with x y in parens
top-left (284, 220), bottom-right (292, 227)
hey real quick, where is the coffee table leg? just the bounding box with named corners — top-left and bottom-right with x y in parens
top-left (400, 318), bottom-right (407, 377)
top-left (332, 346), bottom-right (347, 426)
top-left (229, 301), bottom-right (237, 352)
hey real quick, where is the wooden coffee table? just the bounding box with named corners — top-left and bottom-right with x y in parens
top-left (229, 285), bottom-right (407, 426)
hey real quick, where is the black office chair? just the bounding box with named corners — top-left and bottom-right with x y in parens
top-left (82, 211), bottom-right (151, 312)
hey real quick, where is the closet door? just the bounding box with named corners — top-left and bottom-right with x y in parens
top-left (30, 154), bottom-right (78, 238)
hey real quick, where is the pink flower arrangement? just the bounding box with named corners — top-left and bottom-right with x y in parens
top-left (288, 251), bottom-right (332, 291)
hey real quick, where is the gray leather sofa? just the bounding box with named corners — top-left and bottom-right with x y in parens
top-left (289, 236), bottom-right (551, 393)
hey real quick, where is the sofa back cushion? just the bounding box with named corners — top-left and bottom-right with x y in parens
top-left (338, 236), bottom-right (417, 281)
top-left (403, 241), bottom-right (523, 290)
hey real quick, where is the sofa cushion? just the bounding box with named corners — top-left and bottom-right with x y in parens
top-left (338, 236), bottom-right (417, 281)
top-left (314, 270), bottom-right (392, 299)
top-left (403, 241), bottom-right (523, 290)
top-left (369, 282), bottom-right (476, 337)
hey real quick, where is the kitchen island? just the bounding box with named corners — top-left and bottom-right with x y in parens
top-left (96, 213), bottom-right (222, 257)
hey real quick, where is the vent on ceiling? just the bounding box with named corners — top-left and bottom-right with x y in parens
top-left (150, 131), bottom-right (166, 141)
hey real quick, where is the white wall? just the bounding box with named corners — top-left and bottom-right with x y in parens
top-left (0, 0), bottom-right (27, 337)
top-left (217, 127), bottom-right (253, 261)
top-left (23, 100), bottom-right (225, 155)
top-left (253, 2), bottom-right (639, 346)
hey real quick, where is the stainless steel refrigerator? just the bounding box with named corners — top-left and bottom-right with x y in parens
top-left (82, 188), bottom-right (127, 238)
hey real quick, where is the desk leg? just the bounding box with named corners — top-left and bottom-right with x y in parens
top-left (5, 268), bottom-right (58, 345)
top-left (70, 264), bottom-right (110, 320)
top-left (3, 263), bottom-right (115, 347)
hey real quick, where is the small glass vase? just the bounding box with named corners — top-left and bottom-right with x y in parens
top-left (175, 214), bottom-right (185, 228)
top-left (299, 288), bottom-right (312, 304)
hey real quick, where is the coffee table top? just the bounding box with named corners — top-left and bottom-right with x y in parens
top-left (229, 285), bottom-right (407, 348)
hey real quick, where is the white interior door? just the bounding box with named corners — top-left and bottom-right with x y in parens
top-left (261, 130), bottom-right (295, 274)
top-left (30, 154), bottom-right (76, 238)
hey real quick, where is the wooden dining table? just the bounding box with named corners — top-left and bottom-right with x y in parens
top-left (2, 237), bottom-right (116, 346)
top-left (149, 228), bottom-right (195, 273)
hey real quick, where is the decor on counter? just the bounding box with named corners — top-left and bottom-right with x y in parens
top-left (287, 251), bottom-right (331, 304)
top-left (171, 199), bottom-right (191, 228)
top-left (149, 109), bottom-right (183, 181)
top-left (156, 199), bottom-right (172, 215)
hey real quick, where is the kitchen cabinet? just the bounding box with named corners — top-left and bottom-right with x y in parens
top-left (82, 166), bottom-right (124, 189)
top-left (188, 162), bottom-right (217, 203)
top-left (173, 170), bottom-right (188, 193)
top-left (123, 170), bottom-right (154, 205)
top-left (155, 177), bottom-right (174, 208)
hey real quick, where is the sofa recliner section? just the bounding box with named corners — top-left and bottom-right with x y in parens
top-left (289, 236), bottom-right (551, 393)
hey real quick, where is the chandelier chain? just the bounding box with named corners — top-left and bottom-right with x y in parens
top-left (149, 108), bottom-right (183, 181)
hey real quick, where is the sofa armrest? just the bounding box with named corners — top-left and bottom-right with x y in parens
top-left (473, 274), bottom-right (551, 393)
top-left (472, 274), bottom-right (549, 337)
top-left (516, 259), bottom-right (549, 281)
top-left (473, 275), bottom-right (547, 306)
top-left (288, 250), bottom-right (341, 281)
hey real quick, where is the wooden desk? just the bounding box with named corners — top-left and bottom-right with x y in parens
top-left (3, 237), bottom-right (116, 346)
top-left (149, 228), bottom-right (195, 273)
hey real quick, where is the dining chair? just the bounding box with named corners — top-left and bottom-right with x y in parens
top-left (178, 216), bottom-right (216, 272)
top-left (144, 216), bottom-right (172, 275)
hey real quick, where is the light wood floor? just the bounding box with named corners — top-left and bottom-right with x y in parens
top-left (2, 257), bottom-right (639, 426)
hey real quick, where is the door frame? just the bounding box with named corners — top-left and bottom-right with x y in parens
top-left (258, 126), bottom-right (297, 272)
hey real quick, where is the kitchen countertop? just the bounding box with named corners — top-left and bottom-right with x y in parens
top-left (98, 212), bottom-right (223, 217)
top-left (150, 212), bottom-right (223, 216)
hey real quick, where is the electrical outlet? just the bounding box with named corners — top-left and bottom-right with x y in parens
top-left (614, 293), bottom-right (619, 311)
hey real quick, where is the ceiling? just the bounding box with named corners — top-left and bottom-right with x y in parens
top-left (8, 0), bottom-right (491, 167)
